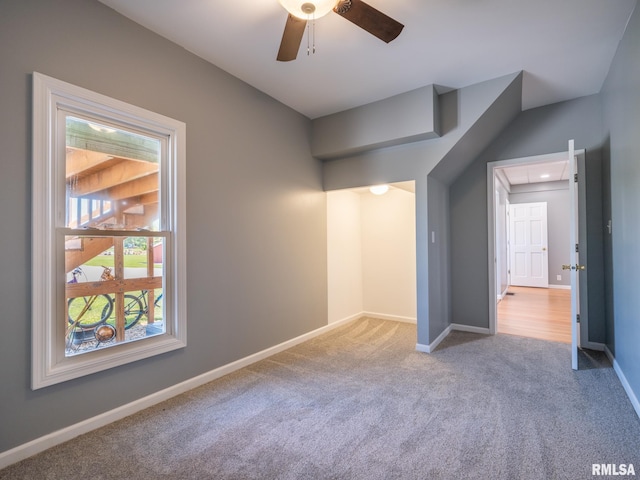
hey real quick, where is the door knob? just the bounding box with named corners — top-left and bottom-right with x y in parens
top-left (562, 264), bottom-right (586, 270)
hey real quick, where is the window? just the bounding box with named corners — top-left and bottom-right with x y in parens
top-left (32, 73), bottom-right (186, 389)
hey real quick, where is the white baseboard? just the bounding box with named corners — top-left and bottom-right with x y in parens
top-left (416, 325), bottom-right (453, 353)
top-left (415, 323), bottom-right (490, 354)
top-left (548, 284), bottom-right (571, 290)
top-left (328, 312), bottom-right (363, 325)
top-left (498, 286), bottom-right (509, 300)
top-left (604, 345), bottom-right (640, 420)
top-left (0, 316), bottom-right (357, 470)
top-left (582, 341), bottom-right (605, 351)
top-left (329, 312), bottom-right (416, 325)
top-left (362, 311), bottom-right (417, 324)
top-left (603, 344), bottom-right (614, 364)
top-left (451, 323), bottom-right (491, 335)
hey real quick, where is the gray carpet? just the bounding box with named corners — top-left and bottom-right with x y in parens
top-left (2, 317), bottom-right (640, 479)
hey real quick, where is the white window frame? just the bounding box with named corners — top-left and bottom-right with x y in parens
top-left (32, 72), bottom-right (187, 389)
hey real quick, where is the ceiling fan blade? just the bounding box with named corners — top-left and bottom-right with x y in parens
top-left (334, 0), bottom-right (404, 43)
top-left (277, 14), bottom-right (307, 62)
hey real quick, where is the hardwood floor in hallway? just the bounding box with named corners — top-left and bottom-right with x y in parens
top-left (497, 286), bottom-right (571, 344)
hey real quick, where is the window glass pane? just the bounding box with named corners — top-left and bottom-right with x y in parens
top-left (65, 116), bottom-right (161, 231)
top-left (64, 235), bottom-right (165, 356)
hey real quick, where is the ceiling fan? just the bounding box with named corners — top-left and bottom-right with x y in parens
top-left (277, 0), bottom-right (404, 61)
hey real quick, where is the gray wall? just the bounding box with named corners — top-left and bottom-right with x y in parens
top-left (449, 94), bottom-right (605, 340)
top-left (427, 176), bottom-right (451, 339)
top-left (601, 1), bottom-right (640, 404)
top-left (0, 0), bottom-right (326, 452)
top-left (312, 85), bottom-right (440, 159)
top-left (323, 73), bottom-right (523, 347)
top-left (509, 182), bottom-right (571, 288)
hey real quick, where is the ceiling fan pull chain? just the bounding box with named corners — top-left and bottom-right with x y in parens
top-left (306, 12), bottom-right (316, 56)
top-left (307, 14), bottom-right (316, 56)
top-left (312, 16), bottom-right (316, 54)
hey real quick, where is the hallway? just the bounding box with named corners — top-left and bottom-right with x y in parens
top-left (497, 286), bottom-right (571, 343)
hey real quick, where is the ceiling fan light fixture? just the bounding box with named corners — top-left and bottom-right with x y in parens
top-left (279, 0), bottom-right (339, 19)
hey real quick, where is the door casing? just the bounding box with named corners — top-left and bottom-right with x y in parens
top-left (487, 149), bottom-right (586, 345)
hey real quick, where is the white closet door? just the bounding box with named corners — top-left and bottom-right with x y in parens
top-left (509, 202), bottom-right (549, 288)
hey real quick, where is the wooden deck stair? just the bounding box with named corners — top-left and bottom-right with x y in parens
top-left (65, 237), bottom-right (114, 273)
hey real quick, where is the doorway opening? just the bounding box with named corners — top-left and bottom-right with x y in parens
top-left (488, 152), bottom-right (575, 344)
top-left (497, 286), bottom-right (571, 343)
top-left (326, 181), bottom-right (417, 325)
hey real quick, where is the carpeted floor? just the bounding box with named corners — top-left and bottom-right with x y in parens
top-left (2, 317), bottom-right (640, 479)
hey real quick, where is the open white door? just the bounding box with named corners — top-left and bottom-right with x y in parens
top-left (567, 139), bottom-right (580, 370)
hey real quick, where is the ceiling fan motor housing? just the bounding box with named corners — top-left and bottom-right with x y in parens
top-left (301, 3), bottom-right (316, 14)
top-left (334, 0), bottom-right (352, 14)
top-left (277, 0), bottom-right (403, 61)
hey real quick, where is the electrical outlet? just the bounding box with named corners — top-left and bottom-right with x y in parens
top-left (556, 275), bottom-right (562, 281)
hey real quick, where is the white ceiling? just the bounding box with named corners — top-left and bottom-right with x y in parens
top-left (498, 160), bottom-right (570, 186)
top-left (98, 0), bottom-right (637, 119)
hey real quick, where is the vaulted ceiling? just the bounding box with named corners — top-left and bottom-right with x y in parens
top-left (98, 0), bottom-right (637, 119)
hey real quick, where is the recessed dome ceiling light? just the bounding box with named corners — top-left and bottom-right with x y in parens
top-left (370, 184), bottom-right (389, 195)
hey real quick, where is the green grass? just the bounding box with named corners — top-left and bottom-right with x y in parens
top-left (70, 288), bottom-right (164, 326)
top-left (84, 255), bottom-right (157, 269)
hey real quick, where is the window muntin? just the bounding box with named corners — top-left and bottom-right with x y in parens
top-left (32, 72), bottom-right (186, 389)
top-left (64, 235), bottom-right (165, 356)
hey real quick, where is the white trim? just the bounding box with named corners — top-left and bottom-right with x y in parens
top-left (362, 311), bottom-right (417, 324)
top-left (498, 285), bottom-right (510, 301)
top-left (0, 316), bottom-right (357, 470)
top-left (328, 312), bottom-right (363, 325)
top-left (604, 345), bottom-right (615, 364)
top-left (487, 150), bottom-right (586, 341)
top-left (331, 312), bottom-right (417, 325)
top-left (451, 323), bottom-right (491, 335)
top-left (548, 284), bottom-right (571, 290)
top-left (31, 72), bottom-right (187, 389)
top-left (604, 346), bottom-right (640, 420)
top-left (582, 342), bottom-right (605, 351)
top-left (416, 325), bottom-right (453, 353)
top-left (487, 165), bottom-right (498, 335)
top-left (416, 323), bottom-right (491, 354)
